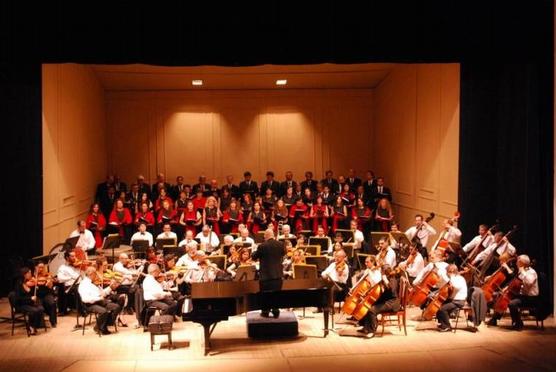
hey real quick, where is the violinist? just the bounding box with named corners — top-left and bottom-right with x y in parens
top-left (226, 248), bottom-right (256, 278)
top-left (397, 243), bottom-right (424, 282)
top-left (321, 249), bottom-right (350, 301)
top-left (376, 237), bottom-right (396, 268)
top-left (94, 257), bottom-right (127, 326)
top-left (283, 248), bottom-right (305, 278)
top-left (69, 220), bottom-right (96, 253)
top-left (436, 264), bottom-right (467, 332)
top-left (162, 254), bottom-right (188, 298)
top-left (56, 250), bottom-right (82, 315)
top-left (185, 251), bottom-right (219, 283)
top-left (462, 224), bottom-right (494, 255)
top-left (219, 235), bottom-right (235, 256)
top-left (143, 264), bottom-right (178, 316)
top-left (112, 253), bottom-right (140, 313)
top-left (156, 222), bottom-right (178, 242)
top-left (357, 262), bottom-right (400, 337)
top-left (131, 222), bottom-right (154, 247)
top-left (15, 267), bottom-right (46, 334)
top-left (176, 242), bottom-right (199, 268)
top-left (86, 203), bottom-right (107, 249)
top-left (313, 225), bottom-right (333, 254)
top-left (34, 262), bottom-right (58, 327)
top-left (78, 266), bottom-right (121, 335)
top-left (405, 214), bottom-right (437, 249)
top-left (488, 255), bottom-right (538, 330)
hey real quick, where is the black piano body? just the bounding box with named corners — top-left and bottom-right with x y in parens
top-left (182, 279), bottom-right (331, 355)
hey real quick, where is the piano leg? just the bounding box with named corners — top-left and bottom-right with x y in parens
top-left (323, 307), bottom-right (330, 337)
top-left (200, 321), bottom-right (219, 356)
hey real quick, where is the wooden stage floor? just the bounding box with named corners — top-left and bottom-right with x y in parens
top-left (0, 297), bottom-right (554, 372)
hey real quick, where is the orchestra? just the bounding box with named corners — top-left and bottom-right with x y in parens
top-left (14, 169), bottom-right (547, 345)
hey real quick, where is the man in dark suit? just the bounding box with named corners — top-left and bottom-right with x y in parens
top-left (136, 175), bottom-right (151, 199)
top-left (192, 175), bottom-right (211, 196)
top-left (221, 175), bottom-right (240, 199)
top-left (279, 171), bottom-right (297, 197)
top-left (151, 173), bottom-right (171, 200)
top-left (260, 171), bottom-right (281, 196)
top-left (321, 170), bottom-right (338, 194)
top-left (373, 177), bottom-right (392, 204)
top-left (113, 175), bottom-right (127, 194)
top-left (252, 229), bottom-right (286, 318)
top-left (363, 170), bottom-right (376, 197)
top-left (346, 169), bottom-right (362, 192)
top-left (171, 175), bottom-right (186, 200)
top-left (300, 171), bottom-right (317, 193)
top-left (95, 175), bottom-right (114, 202)
top-left (239, 171), bottom-right (259, 197)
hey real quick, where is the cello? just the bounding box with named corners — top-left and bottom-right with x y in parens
top-left (477, 226), bottom-right (517, 282)
top-left (408, 268), bottom-right (441, 307)
top-left (492, 276), bottom-right (522, 314)
top-left (422, 283), bottom-right (452, 320)
top-left (481, 257), bottom-right (516, 303)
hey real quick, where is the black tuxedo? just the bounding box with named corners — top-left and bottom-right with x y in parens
top-left (113, 181), bottom-right (127, 193)
top-left (346, 177), bottom-right (362, 192)
top-left (321, 178), bottom-right (339, 194)
top-left (252, 239), bottom-right (285, 281)
top-left (95, 182), bottom-right (112, 202)
top-left (363, 179), bottom-right (376, 197)
top-left (373, 186), bottom-right (392, 203)
top-left (221, 184), bottom-right (240, 199)
top-left (137, 183), bottom-right (151, 199)
top-left (127, 191), bottom-right (141, 212)
top-left (170, 184), bottom-right (186, 200)
top-left (192, 183), bottom-right (211, 196)
top-left (151, 182), bottom-right (171, 200)
top-left (279, 180), bottom-right (297, 197)
top-left (239, 180), bottom-right (259, 197)
top-left (300, 180), bottom-right (317, 192)
top-left (260, 180), bottom-right (281, 196)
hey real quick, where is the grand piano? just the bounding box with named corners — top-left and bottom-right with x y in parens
top-left (182, 278), bottom-right (332, 355)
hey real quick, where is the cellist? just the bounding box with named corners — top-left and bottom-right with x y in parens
top-left (462, 224), bottom-right (494, 255)
top-left (357, 262), bottom-right (400, 338)
top-left (487, 255), bottom-right (538, 330)
top-left (436, 264), bottom-right (467, 332)
top-left (411, 250), bottom-right (449, 308)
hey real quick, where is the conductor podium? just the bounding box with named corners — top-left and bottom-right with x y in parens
top-left (246, 310), bottom-right (299, 339)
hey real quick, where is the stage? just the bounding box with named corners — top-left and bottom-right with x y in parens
top-left (1, 298), bottom-right (554, 372)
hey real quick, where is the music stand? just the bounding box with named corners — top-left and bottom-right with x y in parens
top-left (156, 238), bottom-right (177, 251)
top-left (299, 230), bottom-right (313, 240)
top-left (390, 231), bottom-right (411, 246)
top-left (278, 236), bottom-right (298, 247)
top-left (208, 255), bottom-right (227, 271)
top-left (64, 236), bottom-right (80, 251)
top-left (356, 253), bottom-right (372, 270)
top-left (305, 255), bottom-right (329, 272)
top-left (293, 264), bottom-right (318, 280)
top-left (162, 245), bottom-right (182, 256)
top-left (233, 265), bottom-right (257, 281)
top-left (233, 242), bottom-right (252, 250)
top-left (371, 232), bottom-right (391, 249)
top-left (335, 229), bottom-right (355, 243)
top-left (342, 243), bottom-right (356, 258)
top-left (131, 240), bottom-right (149, 258)
top-left (102, 234), bottom-right (121, 263)
top-left (309, 237), bottom-right (331, 255)
top-left (300, 245), bottom-right (321, 256)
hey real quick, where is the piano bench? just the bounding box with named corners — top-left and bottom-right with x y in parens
top-left (246, 310), bottom-right (298, 339)
top-left (148, 315), bottom-right (174, 351)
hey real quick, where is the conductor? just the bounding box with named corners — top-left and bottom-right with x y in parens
top-left (252, 228), bottom-right (286, 318)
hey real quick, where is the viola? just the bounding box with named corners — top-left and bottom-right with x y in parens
top-left (422, 283), bottom-right (452, 320)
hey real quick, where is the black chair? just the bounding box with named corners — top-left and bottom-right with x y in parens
top-left (8, 291), bottom-right (30, 337)
top-left (76, 292), bottom-right (118, 336)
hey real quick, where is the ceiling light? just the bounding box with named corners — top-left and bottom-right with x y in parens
top-left (276, 79), bottom-right (287, 86)
top-left (192, 79), bottom-right (203, 86)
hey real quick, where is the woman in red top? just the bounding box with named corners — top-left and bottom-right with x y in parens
top-left (109, 199), bottom-right (132, 240)
top-left (154, 188), bottom-right (173, 213)
top-left (191, 189), bottom-right (207, 214)
top-left (179, 200), bottom-right (202, 235)
top-left (248, 202), bottom-right (267, 234)
top-left (175, 190), bottom-right (189, 216)
top-left (310, 195), bottom-right (329, 235)
top-left (135, 202), bottom-right (155, 230)
top-left (331, 196), bottom-right (348, 232)
top-left (340, 183), bottom-right (355, 214)
top-left (86, 203), bottom-right (106, 248)
top-left (203, 196), bottom-right (222, 235)
top-left (374, 197), bottom-right (394, 232)
top-left (288, 198), bottom-right (308, 233)
top-left (222, 199), bottom-right (243, 234)
top-left (352, 197), bottom-right (372, 231)
top-left (157, 199), bottom-right (177, 233)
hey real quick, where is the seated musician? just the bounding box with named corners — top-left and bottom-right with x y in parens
top-left (462, 224), bottom-right (494, 255)
top-left (195, 224), bottom-right (220, 253)
top-left (397, 243), bottom-right (425, 282)
top-left (321, 249), bottom-right (350, 301)
top-left (349, 220), bottom-right (365, 250)
top-left (289, 198), bottom-right (309, 233)
top-left (217, 235), bottom-right (235, 256)
top-left (283, 248), bottom-right (306, 278)
top-left (156, 222), bottom-right (178, 242)
top-left (112, 253), bottom-right (139, 313)
top-left (162, 254), bottom-right (188, 300)
top-left (178, 230), bottom-right (198, 248)
top-left (226, 248), bottom-right (256, 278)
top-left (488, 254), bottom-right (538, 330)
top-left (405, 214), bottom-right (437, 249)
top-left (86, 203), bottom-right (107, 249)
top-left (15, 267), bottom-right (47, 334)
top-left (472, 231), bottom-right (516, 268)
top-left (277, 224), bottom-right (296, 241)
top-left (33, 263), bottom-right (58, 327)
top-left (184, 251), bottom-right (218, 283)
top-left (179, 200), bottom-right (203, 235)
top-left (312, 225), bottom-right (333, 254)
top-left (176, 242), bottom-right (199, 268)
top-left (233, 226), bottom-right (255, 246)
top-left (131, 222), bottom-right (154, 247)
top-left (142, 264), bottom-right (178, 316)
top-left (357, 261), bottom-right (400, 337)
top-left (310, 196), bottom-right (329, 234)
top-left (69, 220), bottom-right (96, 254)
top-left (411, 250), bottom-right (449, 307)
top-left (331, 196), bottom-right (348, 232)
top-left (134, 202), bottom-right (155, 231)
top-left (203, 196), bottom-right (222, 235)
top-left (436, 264), bottom-right (467, 332)
top-left (56, 250), bottom-right (82, 315)
top-left (109, 199), bottom-right (133, 241)
top-left (94, 257), bottom-right (127, 326)
top-left (376, 237), bottom-right (396, 268)
top-left (78, 266), bottom-right (121, 335)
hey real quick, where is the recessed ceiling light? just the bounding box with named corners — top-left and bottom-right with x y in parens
top-left (276, 79), bottom-right (287, 86)
top-left (192, 79), bottom-right (203, 86)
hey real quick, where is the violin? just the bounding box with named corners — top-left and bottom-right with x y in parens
top-left (422, 282), bottom-right (452, 320)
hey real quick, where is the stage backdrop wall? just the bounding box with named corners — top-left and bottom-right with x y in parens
top-left (373, 64), bottom-right (460, 236)
top-left (42, 64), bottom-right (108, 253)
top-left (105, 89), bottom-right (374, 186)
